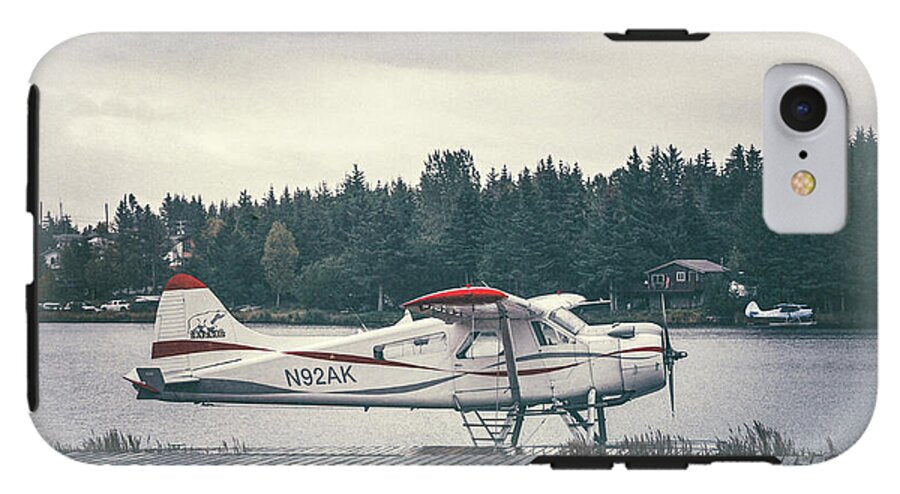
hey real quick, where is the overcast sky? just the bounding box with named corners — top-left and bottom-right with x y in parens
top-left (32, 33), bottom-right (876, 226)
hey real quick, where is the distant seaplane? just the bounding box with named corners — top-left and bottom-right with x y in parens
top-left (125, 274), bottom-right (687, 446)
top-left (744, 301), bottom-right (816, 326)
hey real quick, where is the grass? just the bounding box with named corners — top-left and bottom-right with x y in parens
top-left (72, 429), bottom-right (145, 453)
top-left (620, 429), bottom-right (712, 456)
top-left (715, 421), bottom-right (802, 457)
top-left (217, 437), bottom-right (250, 454)
top-left (62, 422), bottom-right (836, 461)
top-left (54, 429), bottom-right (249, 455)
top-left (559, 438), bottom-right (606, 456)
top-left (559, 431), bottom-right (709, 457)
top-left (559, 421), bottom-right (834, 460)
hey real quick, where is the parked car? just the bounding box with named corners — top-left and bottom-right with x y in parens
top-left (235, 304), bottom-right (262, 313)
top-left (64, 301), bottom-right (100, 312)
top-left (40, 301), bottom-right (62, 311)
top-left (100, 300), bottom-right (130, 312)
top-left (130, 296), bottom-right (160, 312)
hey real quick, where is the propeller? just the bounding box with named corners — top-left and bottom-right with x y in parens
top-left (659, 292), bottom-right (688, 416)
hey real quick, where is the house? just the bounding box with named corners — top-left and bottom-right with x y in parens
top-left (86, 234), bottom-right (113, 251)
top-left (40, 233), bottom-right (83, 270)
top-left (42, 248), bottom-right (62, 270)
top-left (643, 259), bottom-right (729, 309)
top-left (164, 236), bottom-right (195, 269)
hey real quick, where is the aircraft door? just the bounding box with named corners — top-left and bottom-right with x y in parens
top-left (531, 319), bottom-right (583, 401)
top-left (452, 317), bottom-right (513, 409)
top-left (507, 318), bottom-right (553, 404)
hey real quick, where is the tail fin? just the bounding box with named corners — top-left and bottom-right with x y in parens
top-left (151, 274), bottom-right (269, 381)
top-left (744, 301), bottom-right (761, 317)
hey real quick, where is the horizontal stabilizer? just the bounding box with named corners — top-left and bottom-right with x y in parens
top-left (123, 367), bottom-right (165, 399)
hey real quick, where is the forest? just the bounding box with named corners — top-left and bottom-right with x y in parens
top-left (37, 129), bottom-right (877, 325)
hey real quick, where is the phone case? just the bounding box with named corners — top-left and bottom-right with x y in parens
top-left (27, 31), bottom-right (877, 467)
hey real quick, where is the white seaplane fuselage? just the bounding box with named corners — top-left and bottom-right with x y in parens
top-left (744, 301), bottom-right (815, 326)
top-left (125, 275), bottom-right (667, 413)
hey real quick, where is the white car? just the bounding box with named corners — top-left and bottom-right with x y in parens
top-left (64, 301), bottom-right (101, 312)
top-left (100, 300), bottom-right (131, 312)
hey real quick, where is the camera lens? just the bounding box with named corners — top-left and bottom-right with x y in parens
top-left (780, 85), bottom-right (827, 132)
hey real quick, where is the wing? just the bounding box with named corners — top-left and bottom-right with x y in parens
top-left (401, 286), bottom-right (538, 322)
top-left (527, 293), bottom-right (587, 312)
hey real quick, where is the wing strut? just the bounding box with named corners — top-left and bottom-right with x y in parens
top-left (496, 303), bottom-right (525, 446)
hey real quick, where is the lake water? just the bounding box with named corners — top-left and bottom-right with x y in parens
top-left (31, 323), bottom-right (876, 454)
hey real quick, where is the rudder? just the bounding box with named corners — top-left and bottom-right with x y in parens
top-left (151, 274), bottom-right (270, 380)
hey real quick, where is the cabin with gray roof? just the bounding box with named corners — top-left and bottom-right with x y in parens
top-left (643, 259), bottom-right (729, 309)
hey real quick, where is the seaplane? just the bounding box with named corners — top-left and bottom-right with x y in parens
top-left (124, 274), bottom-right (687, 447)
top-left (744, 301), bottom-right (816, 327)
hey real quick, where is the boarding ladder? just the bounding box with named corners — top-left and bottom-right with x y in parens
top-left (454, 396), bottom-right (524, 447)
top-left (452, 304), bottom-right (527, 447)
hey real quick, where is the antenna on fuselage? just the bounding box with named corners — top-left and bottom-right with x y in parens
top-left (352, 311), bottom-right (369, 333)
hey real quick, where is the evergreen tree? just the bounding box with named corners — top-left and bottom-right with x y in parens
top-left (37, 138), bottom-right (877, 324)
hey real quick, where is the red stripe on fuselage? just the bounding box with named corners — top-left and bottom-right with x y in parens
top-left (151, 340), bottom-right (270, 359)
top-left (466, 361), bottom-right (582, 377)
top-left (150, 342), bottom-right (582, 377)
top-left (283, 350), bottom-right (435, 371)
top-left (289, 351), bottom-right (583, 377)
top-left (607, 346), bottom-right (664, 356)
top-left (149, 340), bottom-right (660, 378)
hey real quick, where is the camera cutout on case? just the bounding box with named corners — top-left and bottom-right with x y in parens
top-left (763, 65), bottom-right (848, 234)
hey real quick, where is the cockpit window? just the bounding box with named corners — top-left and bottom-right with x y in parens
top-left (549, 308), bottom-right (587, 335)
top-left (375, 332), bottom-right (447, 360)
top-left (456, 330), bottom-right (504, 359)
top-left (531, 321), bottom-right (559, 346)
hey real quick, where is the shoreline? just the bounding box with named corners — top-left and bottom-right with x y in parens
top-left (36, 310), bottom-right (874, 331)
top-left (36, 308), bottom-right (405, 328)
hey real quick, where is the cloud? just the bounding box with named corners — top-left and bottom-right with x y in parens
top-left (33, 33), bottom-right (875, 225)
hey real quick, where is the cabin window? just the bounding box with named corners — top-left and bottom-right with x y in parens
top-left (531, 321), bottom-right (559, 346)
top-left (456, 330), bottom-right (503, 359)
top-left (651, 274), bottom-right (665, 285)
top-left (548, 308), bottom-right (587, 335)
top-left (375, 332), bottom-right (447, 360)
top-left (676, 271), bottom-right (686, 282)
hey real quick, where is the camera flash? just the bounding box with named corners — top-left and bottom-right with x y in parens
top-left (791, 170), bottom-right (816, 196)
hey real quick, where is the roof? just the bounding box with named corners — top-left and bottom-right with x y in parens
top-left (645, 259), bottom-right (729, 274)
top-left (52, 233), bottom-right (83, 243)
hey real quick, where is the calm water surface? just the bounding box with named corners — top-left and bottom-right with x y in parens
top-left (32, 323), bottom-right (876, 453)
